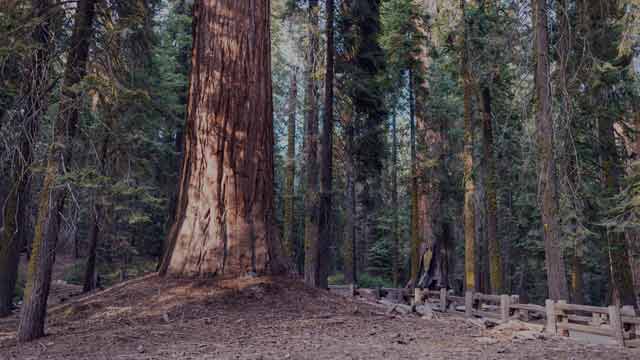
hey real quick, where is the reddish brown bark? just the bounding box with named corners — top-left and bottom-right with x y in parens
top-left (160, 0), bottom-right (285, 277)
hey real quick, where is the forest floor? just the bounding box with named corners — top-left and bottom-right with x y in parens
top-left (1, 275), bottom-right (639, 360)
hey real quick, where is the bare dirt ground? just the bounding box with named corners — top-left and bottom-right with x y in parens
top-left (1, 275), bottom-right (638, 360)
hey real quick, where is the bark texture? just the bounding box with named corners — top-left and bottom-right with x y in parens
top-left (160, 0), bottom-right (285, 277)
top-left (303, 0), bottom-right (321, 287)
top-left (317, 0), bottom-right (334, 289)
top-left (533, 0), bottom-right (568, 301)
top-left (17, 0), bottom-right (97, 341)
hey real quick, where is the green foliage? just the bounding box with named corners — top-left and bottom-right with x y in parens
top-left (358, 273), bottom-right (393, 288)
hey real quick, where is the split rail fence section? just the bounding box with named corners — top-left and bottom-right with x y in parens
top-left (328, 285), bottom-right (640, 348)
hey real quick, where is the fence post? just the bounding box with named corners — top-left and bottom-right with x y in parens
top-left (608, 305), bottom-right (625, 347)
top-left (414, 288), bottom-right (423, 305)
top-left (440, 288), bottom-right (447, 313)
top-left (500, 295), bottom-right (510, 322)
top-left (349, 283), bottom-right (355, 297)
top-left (465, 291), bottom-right (473, 318)
top-left (545, 299), bottom-right (556, 334)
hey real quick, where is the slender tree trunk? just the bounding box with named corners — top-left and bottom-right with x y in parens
top-left (0, 0), bottom-right (50, 318)
top-left (461, 0), bottom-right (476, 292)
top-left (409, 70), bottom-right (419, 285)
top-left (283, 70), bottom-right (298, 261)
top-left (391, 108), bottom-right (399, 286)
top-left (82, 203), bottom-right (101, 292)
top-left (480, 87), bottom-right (502, 294)
top-left (17, 0), bottom-right (96, 341)
top-left (533, 0), bottom-right (568, 301)
top-left (159, 0), bottom-right (286, 277)
top-left (304, 0), bottom-right (321, 287)
top-left (83, 128), bottom-right (111, 292)
top-left (317, 0), bottom-right (334, 289)
top-left (343, 112), bottom-right (357, 284)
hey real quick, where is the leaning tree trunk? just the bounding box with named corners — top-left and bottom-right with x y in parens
top-left (303, 0), bottom-right (321, 287)
top-left (0, 0), bottom-right (50, 318)
top-left (159, 0), bottom-right (285, 277)
top-left (317, 0), bottom-right (334, 290)
top-left (283, 70), bottom-right (298, 261)
top-left (533, 0), bottom-right (568, 301)
top-left (17, 0), bottom-right (97, 342)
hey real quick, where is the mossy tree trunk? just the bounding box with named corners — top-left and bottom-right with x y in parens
top-left (159, 0), bottom-right (286, 278)
top-left (0, 0), bottom-right (51, 318)
top-left (17, 0), bottom-right (98, 341)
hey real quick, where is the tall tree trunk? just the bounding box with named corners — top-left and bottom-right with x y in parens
top-left (414, 0), bottom-right (443, 290)
top-left (409, 70), bottom-right (420, 284)
top-left (317, 0), bottom-right (334, 289)
top-left (0, 0), bottom-right (50, 318)
top-left (461, 0), bottom-right (476, 292)
top-left (304, 0), bottom-right (321, 287)
top-left (556, 0), bottom-right (584, 304)
top-left (17, 0), bottom-right (97, 341)
top-left (343, 111), bottom-right (357, 284)
top-left (391, 108), bottom-right (399, 286)
top-left (533, 0), bottom-right (568, 301)
top-left (480, 87), bottom-right (502, 294)
top-left (283, 70), bottom-right (298, 262)
top-left (159, 0), bottom-right (285, 277)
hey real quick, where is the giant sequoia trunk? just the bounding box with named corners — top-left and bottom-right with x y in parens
top-left (0, 0), bottom-right (50, 318)
top-left (533, 0), bottom-right (568, 301)
top-left (160, 0), bottom-right (285, 277)
top-left (17, 0), bottom-right (97, 341)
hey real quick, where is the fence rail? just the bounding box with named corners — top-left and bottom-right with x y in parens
top-left (328, 284), bottom-right (640, 348)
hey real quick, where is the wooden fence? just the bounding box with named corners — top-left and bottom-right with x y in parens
top-left (328, 285), bottom-right (640, 348)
